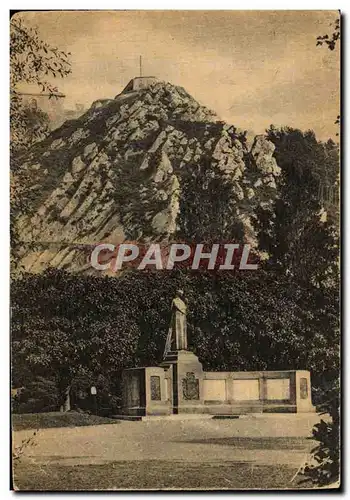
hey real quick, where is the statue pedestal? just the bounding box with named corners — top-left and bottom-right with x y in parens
top-left (161, 350), bottom-right (205, 414)
top-left (121, 360), bottom-right (315, 416)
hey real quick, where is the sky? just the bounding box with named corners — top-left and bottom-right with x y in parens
top-left (14, 10), bottom-right (340, 141)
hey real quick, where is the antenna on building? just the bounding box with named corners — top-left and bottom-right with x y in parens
top-left (139, 55), bottom-right (142, 77)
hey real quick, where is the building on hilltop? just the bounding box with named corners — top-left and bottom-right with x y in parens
top-left (18, 91), bottom-right (87, 130)
top-left (121, 76), bottom-right (158, 94)
top-left (118, 56), bottom-right (157, 95)
top-left (18, 91), bottom-right (66, 129)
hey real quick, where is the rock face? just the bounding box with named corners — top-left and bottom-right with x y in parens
top-left (14, 80), bottom-right (281, 273)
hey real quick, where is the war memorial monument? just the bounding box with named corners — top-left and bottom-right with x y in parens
top-left (121, 291), bottom-right (315, 417)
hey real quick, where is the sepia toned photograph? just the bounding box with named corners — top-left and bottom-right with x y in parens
top-left (10, 10), bottom-right (340, 491)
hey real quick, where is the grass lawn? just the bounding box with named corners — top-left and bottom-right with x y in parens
top-left (13, 460), bottom-right (314, 491)
top-left (12, 413), bottom-right (323, 490)
top-left (12, 412), bottom-right (119, 431)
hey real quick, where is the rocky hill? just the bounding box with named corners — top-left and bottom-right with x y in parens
top-left (14, 80), bottom-right (281, 273)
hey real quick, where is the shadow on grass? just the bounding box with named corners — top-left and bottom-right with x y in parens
top-left (174, 436), bottom-right (313, 450)
top-left (12, 412), bottom-right (121, 431)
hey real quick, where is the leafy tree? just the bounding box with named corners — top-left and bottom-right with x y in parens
top-left (10, 15), bottom-right (71, 152)
top-left (177, 157), bottom-right (246, 243)
top-left (260, 126), bottom-right (339, 286)
top-left (316, 17), bottom-right (340, 135)
top-left (259, 128), bottom-right (339, 384)
top-left (15, 101), bottom-right (51, 148)
top-left (10, 15), bottom-right (72, 271)
top-left (259, 126), bottom-right (340, 487)
top-left (12, 269), bottom-right (140, 411)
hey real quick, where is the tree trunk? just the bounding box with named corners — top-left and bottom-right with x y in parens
top-left (60, 384), bottom-right (71, 412)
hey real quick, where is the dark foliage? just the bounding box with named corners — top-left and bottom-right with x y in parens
top-left (316, 18), bottom-right (340, 51)
top-left (12, 264), bottom-right (339, 413)
top-left (300, 380), bottom-right (340, 486)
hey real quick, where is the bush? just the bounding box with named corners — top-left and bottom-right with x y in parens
top-left (300, 379), bottom-right (340, 487)
top-left (13, 376), bottom-right (60, 414)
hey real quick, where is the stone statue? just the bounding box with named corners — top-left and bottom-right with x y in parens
top-left (163, 290), bottom-right (188, 357)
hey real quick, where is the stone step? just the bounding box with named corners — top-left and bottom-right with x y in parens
top-left (161, 351), bottom-right (179, 364)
